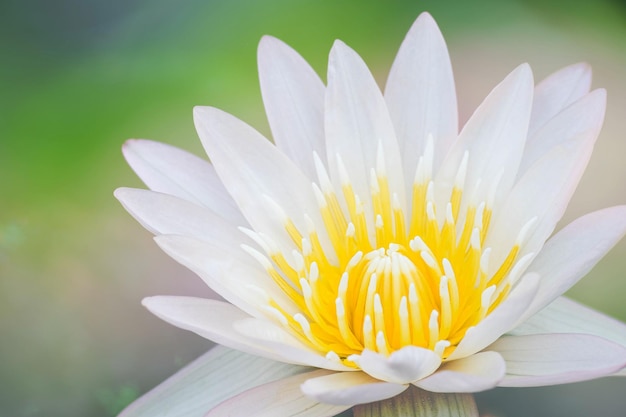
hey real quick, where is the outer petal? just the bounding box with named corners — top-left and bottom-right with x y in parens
top-left (519, 205), bottom-right (626, 324)
top-left (510, 296), bottom-right (626, 350)
top-left (415, 351), bottom-right (505, 393)
top-left (325, 40), bottom-right (406, 223)
top-left (385, 12), bottom-right (458, 180)
top-left (519, 88), bottom-right (605, 177)
top-left (119, 346), bottom-right (306, 417)
top-left (142, 296), bottom-right (349, 371)
top-left (258, 36), bottom-right (326, 179)
top-left (193, 106), bottom-right (331, 259)
top-left (490, 333), bottom-right (626, 387)
top-left (301, 371), bottom-right (408, 406)
top-left (447, 273), bottom-right (539, 360)
top-left (115, 188), bottom-right (245, 245)
top-left (435, 64), bottom-right (533, 221)
top-left (353, 386), bottom-right (478, 417)
top-left (206, 370), bottom-right (350, 417)
top-left (351, 346), bottom-right (441, 384)
top-left (154, 234), bottom-right (291, 318)
top-left (529, 62), bottom-right (592, 135)
top-left (122, 139), bottom-right (244, 224)
top-left (486, 89), bottom-right (605, 266)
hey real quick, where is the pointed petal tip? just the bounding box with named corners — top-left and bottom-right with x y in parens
top-left (141, 295), bottom-right (164, 311)
top-left (516, 62), bottom-right (534, 81)
top-left (258, 34), bottom-right (282, 49)
top-left (571, 61), bottom-right (592, 73)
top-left (193, 106), bottom-right (226, 133)
top-left (112, 186), bottom-right (130, 201)
top-left (121, 138), bottom-right (152, 158)
top-left (330, 38), bottom-right (348, 52)
top-left (257, 35), bottom-right (287, 60)
top-left (192, 105), bottom-right (211, 119)
top-left (592, 87), bottom-right (607, 104)
top-left (417, 11), bottom-right (435, 20)
top-left (414, 11), bottom-right (438, 28)
top-left (555, 61), bottom-right (593, 81)
top-left (122, 137), bottom-right (141, 148)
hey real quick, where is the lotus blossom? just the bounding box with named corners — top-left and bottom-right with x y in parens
top-left (116, 12), bottom-right (626, 417)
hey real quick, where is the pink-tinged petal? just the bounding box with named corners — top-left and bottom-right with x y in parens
top-left (193, 106), bottom-right (332, 260)
top-left (301, 371), bottom-right (408, 406)
top-left (142, 296), bottom-right (339, 369)
top-left (114, 188), bottom-right (245, 244)
top-left (490, 333), bottom-right (626, 387)
top-left (325, 40), bottom-right (406, 220)
top-left (352, 346), bottom-right (441, 384)
top-left (353, 386), bottom-right (478, 417)
top-left (122, 139), bottom-right (244, 224)
top-left (486, 90), bottom-right (604, 267)
top-left (154, 234), bottom-right (293, 318)
top-left (511, 296), bottom-right (626, 350)
top-left (258, 36), bottom-right (326, 179)
top-left (385, 12), bottom-right (458, 180)
top-left (529, 63), bottom-right (592, 135)
top-left (119, 346), bottom-right (306, 417)
top-left (448, 274), bottom-right (539, 360)
top-left (206, 370), bottom-right (350, 417)
top-left (519, 206), bottom-right (626, 324)
top-left (435, 64), bottom-right (533, 219)
top-left (415, 351), bottom-right (505, 393)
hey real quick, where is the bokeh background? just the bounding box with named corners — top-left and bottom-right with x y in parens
top-left (2, 0), bottom-right (626, 416)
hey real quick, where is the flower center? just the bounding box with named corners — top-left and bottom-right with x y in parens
top-left (242, 142), bottom-right (535, 367)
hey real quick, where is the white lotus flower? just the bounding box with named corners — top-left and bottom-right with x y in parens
top-left (116, 12), bottom-right (626, 417)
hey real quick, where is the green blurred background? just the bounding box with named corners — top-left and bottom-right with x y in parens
top-left (2, 0), bottom-right (626, 416)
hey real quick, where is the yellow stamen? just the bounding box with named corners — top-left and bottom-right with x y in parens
top-left (244, 150), bottom-right (532, 367)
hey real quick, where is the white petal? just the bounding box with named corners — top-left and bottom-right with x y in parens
top-left (435, 64), bottom-right (533, 217)
top-left (193, 106), bottom-right (331, 259)
top-left (122, 139), bottom-right (243, 224)
top-left (234, 318), bottom-right (353, 371)
top-left (301, 371), bottom-right (408, 406)
top-left (529, 63), bottom-right (592, 135)
top-left (114, 188), bottom-right (244, 243)
top-left (486, 90), bottom-right (605, 266)
top-left (510, 296), bottom-right (626, 349)
top-left (519, 206), bottom-right (626, 324)
top-left (119, 346), bottom-right (306, 417)
top-left (325, 40), bottom-right (406, 220)
top-left (415, 351), bottom-right (505, 393)
top-left (154, 234), bottom-right (290, 318)
top-left (519, 88), bottom-right (605, 177)
top-left (206, 370), bottom-right (349, 417)
top-left (142, 296), bottom-right (279, 359)
top-left (385, 12), bottom-right (458, 180)
top-left (258, 36), bottom-right (326, 179)
top-left (490, 333), bottom-right (626, 387)
top-left (352, 346), bottom-right (441, 384)
top-left (448, 273), bottom-right (539, 360)
top-left (142, 296), bottom-right (340, 369)
top-left (353, 386), bottom-right (478, 417)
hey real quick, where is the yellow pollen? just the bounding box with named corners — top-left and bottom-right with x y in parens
top-left (246, 151), bottom-right (531, 367)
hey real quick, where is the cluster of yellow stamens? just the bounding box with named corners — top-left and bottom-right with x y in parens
top-left (241, 138), bottom-right (535, 367)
